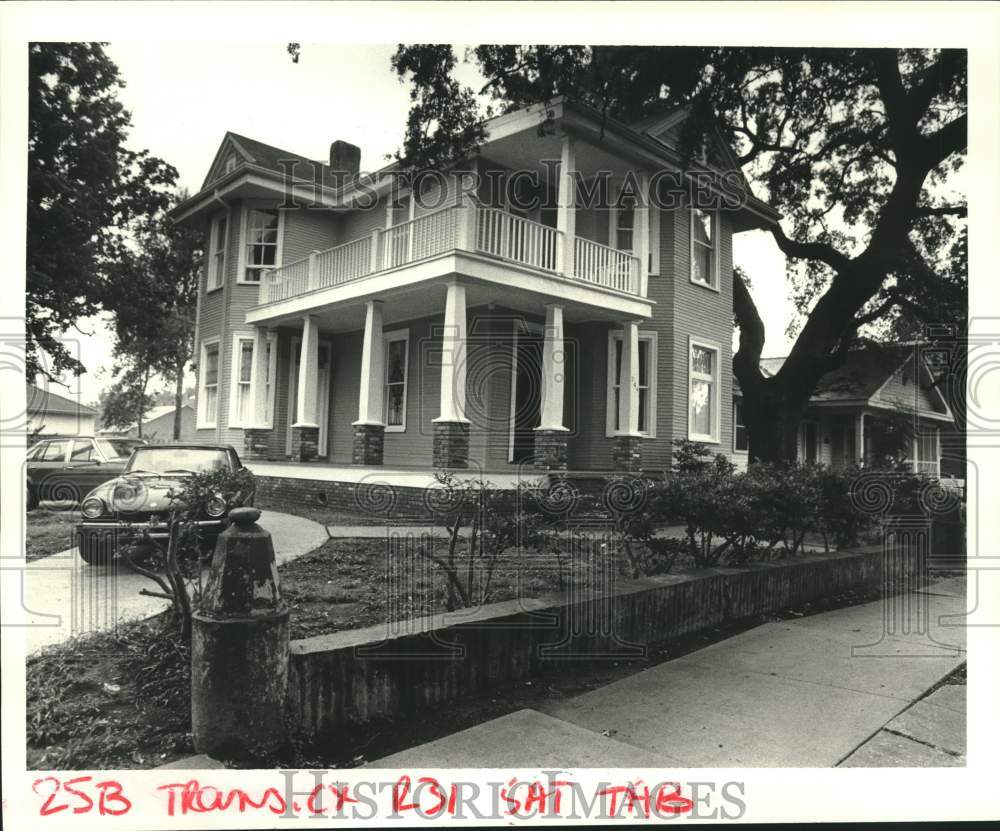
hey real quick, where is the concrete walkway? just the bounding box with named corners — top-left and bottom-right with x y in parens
top-left (369, 576), bottom-right (967, 768)
top-left (20, 510), bottom-right (327, 655)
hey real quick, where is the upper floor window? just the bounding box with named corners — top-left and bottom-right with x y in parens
top-left (689, 339), bottom-right (720, 443)
top-left (208, 213), bottom-right (228, 291)
top-left (734, 400), bottom-right (749, 453)
top-left (242, 208), bottom-right (280, 283)
top-left (224, 155), bottom-right (237, 174)
top-left (606, 331), bottom-right (657, 437)
top-left (384, 330), bottom-right (409, 432)
top-left (614, 196), bottom-right (636, 253)
top-left (691, 208), bottom-right (718, 289)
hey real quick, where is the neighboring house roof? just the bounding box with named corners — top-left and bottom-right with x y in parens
top-left (734, 346), bottom-right (954, 421)
top-left (26, 383), bottom-right (96, 417)
top-left (98, 403), bottom-right (194, 434)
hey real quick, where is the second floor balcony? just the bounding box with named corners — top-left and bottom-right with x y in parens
top-left (254, 201), bottom-right (646, 313)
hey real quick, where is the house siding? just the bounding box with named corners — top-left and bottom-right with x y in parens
top-left (876, 359), bottom-right (948, 414)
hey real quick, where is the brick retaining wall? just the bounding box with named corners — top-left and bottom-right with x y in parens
top-left (254, 474), bottom-right (438, 521)
top-left (288, 544), bottom-right (908, 737)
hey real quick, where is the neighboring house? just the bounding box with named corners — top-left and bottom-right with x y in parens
top-left (732, 346), bottom-right (957, 476)
top-left (173, 97), bottom-right (782, 474)
top-left (98, 403), bottom-right (196, 443)
top-left (26, 383), bottom-right (96, 439)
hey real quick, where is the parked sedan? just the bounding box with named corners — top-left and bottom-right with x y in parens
top-left (26, 436), bottom-right (132, 510)
top-left (74, 444), bottom-right (255, 565)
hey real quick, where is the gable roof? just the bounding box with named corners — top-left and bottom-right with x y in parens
top-left (630, 104), bottom-right (763, 212)
top-left (743, 346), bottom-right (953, 419)
top-left (202, 132), bottom-right (338, 190)
top-left (26, 383), bottom-right (96, 417)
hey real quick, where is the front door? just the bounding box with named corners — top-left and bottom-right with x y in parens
top-left (286, 338), bottom-right (332, 457)
top-left (509, 327), bottom-right (543, 463)
top-left (803, 421), bottom-right (819, 464)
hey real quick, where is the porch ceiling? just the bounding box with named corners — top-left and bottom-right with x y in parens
top-left (251, 270), bottom-right (650, 336)
top-left (483, 129), bottom-right (637, 185)
top-left (246, 252), bottom-right (653, 334)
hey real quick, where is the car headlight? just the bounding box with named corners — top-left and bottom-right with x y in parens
top-left (81, 498), bottom-right (105, 519)
top-left (205, 496), bottom-right (226, 518)
top-left (113, 483), bottom-right (136, 503)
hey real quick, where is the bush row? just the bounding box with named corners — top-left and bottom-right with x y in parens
top-left (600, 441), bottom-right (963, 571)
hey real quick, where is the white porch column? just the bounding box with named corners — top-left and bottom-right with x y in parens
top-left (436, 280), bottom-right (468, 423)
top-left (556, 135), bottom-right (576, 277)
top-left (294, 315), bottom-right (320, 428)
top-left (635, 172), bottom-right (651, 296)
top-left (618, 320), bottom-right (641, 436)
top-left (249, 326), bottom-right (270, 428)
top-left (856, 412), bottom-right (866, 465)
top-left (355, 300), bottom-right (385, 425)
top-left (538, 304), bottom-right (567, 430)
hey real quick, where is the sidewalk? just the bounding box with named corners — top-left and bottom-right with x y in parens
top-left (21, 509), bottom-right (327, 654)
top-left (368, 576), bottom-right (966, 768)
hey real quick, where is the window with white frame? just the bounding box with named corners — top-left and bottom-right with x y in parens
top-left (689, 340), bottom-right (720, 442)
top-left (606, 331), bottom-right (657, 437)
top-left (208, 213), bottom-right (228, 291)
top-left (384, 331), bottom-right (409, 431)
top-left (911, 427), bottom-right (940, 476)
top-left (734, 400), bottom-right (749, 452)
top-left (199, 341), bottom-right (220, 428)
top-left (614, 195), bottom-right (636, 253)
top-left (690, 208), bottom-right (717, 288)
top-left (242, 208), bottom-right (280, 283)
top-left (229, 333), bottom-right (277, 428)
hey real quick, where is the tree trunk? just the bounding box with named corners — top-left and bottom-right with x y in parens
top-left (742, 379), bottom-right (807, 463)
top-left (173, 363), bottom-right (184, 440)
top-left (136, 365), bottom-right (148, 439)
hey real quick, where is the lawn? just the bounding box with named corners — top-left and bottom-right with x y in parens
top-left (280, 537), bottom-right (617, 640)
top-left (26, 507), bottom-right (81, 562)
top-left (26, 617), bottom-right (193, 770)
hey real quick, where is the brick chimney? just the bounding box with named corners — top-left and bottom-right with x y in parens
top-left (329, 140), bottom-right (361, 187)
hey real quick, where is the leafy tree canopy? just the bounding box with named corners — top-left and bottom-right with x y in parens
top-left (27, 42), bottom-right (177, 381)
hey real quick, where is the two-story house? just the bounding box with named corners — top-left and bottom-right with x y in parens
top-left (173, 97), bottom-right (780, 483)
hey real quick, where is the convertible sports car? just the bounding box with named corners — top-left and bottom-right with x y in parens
top-left (74, 444), bottom-right (256, 565)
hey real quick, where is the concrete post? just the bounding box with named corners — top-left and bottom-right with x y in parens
top-left (191, 508), bottom-right (289, 760)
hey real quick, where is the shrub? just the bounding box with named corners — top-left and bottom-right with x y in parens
top-left (417, 472), bottom-right (560, 610)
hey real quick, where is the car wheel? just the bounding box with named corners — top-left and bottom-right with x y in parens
top-left (26, 484), bottom-right (37, 512)
top-left (77, 530), bottom-right (114, 566)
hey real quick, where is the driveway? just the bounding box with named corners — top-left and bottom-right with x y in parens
top-left (20, 510), bottom-right (327, 655)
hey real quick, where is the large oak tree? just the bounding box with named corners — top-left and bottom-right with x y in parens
top-left (27, 42), bottom-right (177, 382)
top-left (391, 46), bottom-right (967, 461)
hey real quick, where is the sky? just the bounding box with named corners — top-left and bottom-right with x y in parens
top-left (59, 41), bottom-right (792, 405)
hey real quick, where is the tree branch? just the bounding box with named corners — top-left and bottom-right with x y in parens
top-left (769, 223), bottom-right (851, 272)
top-left (921, 113), bottom-right (967, 169)
top-left (913, 204), bottom-right (967, 218)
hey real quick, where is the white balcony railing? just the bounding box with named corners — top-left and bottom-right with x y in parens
top-left (574, 237), bottom-right (640, 294)
top-left (381, 205), bottom-right (463, 270)
top-left (476, 207), bottom-right (559, 272)
top-left (258, 203), bottom-right (642, 307)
